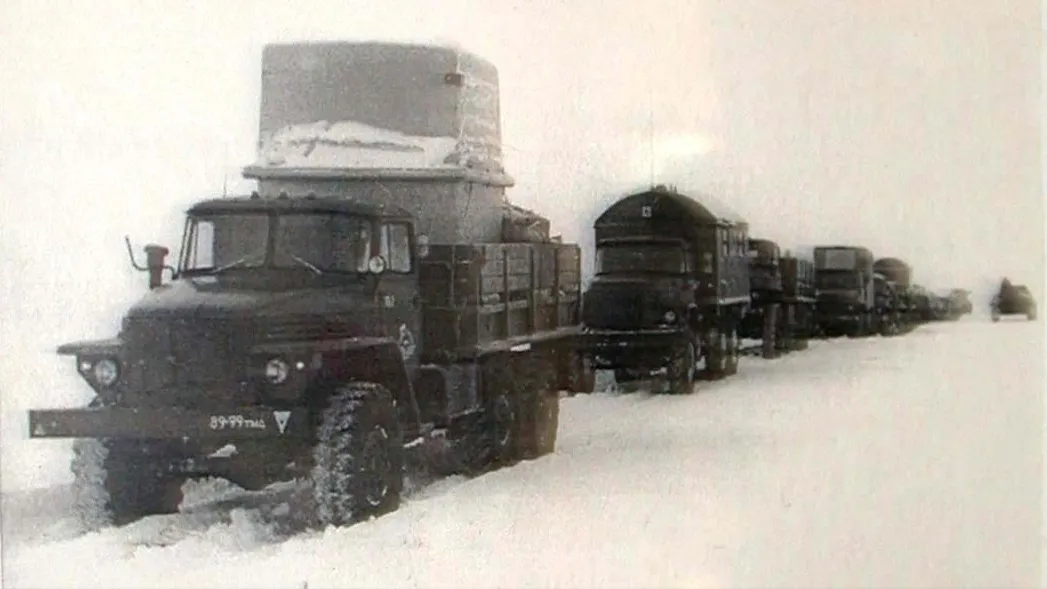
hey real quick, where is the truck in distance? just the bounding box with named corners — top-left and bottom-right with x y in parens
top-left (579, 184), bottom-right (751, 394)
top-left (813, 245), bottom-right (876, 337)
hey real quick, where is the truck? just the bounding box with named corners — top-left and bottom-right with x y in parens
top-left (778, 251), bottom-right (818, 351)
top-left (579, 184), bottom-right (751, 394)
top-left (872, 273), bottom-right (903, 335)
top-left (991, 278), bottom-right (1037, 321)
top-left (873, 257), bottom-right (916, 331)
top-left (813, 246), bottom-right (876, 337)
top-left (739, 237), bottom-right (788, 358)
top-left (26, 41), bottom-right (593, 532)
top-left (946, 288), bottom-right (973, 318)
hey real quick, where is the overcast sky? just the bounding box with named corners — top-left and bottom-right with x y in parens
top-left (0, 0), bottom-right (1042, 347)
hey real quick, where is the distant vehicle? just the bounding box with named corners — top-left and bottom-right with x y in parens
top-left (778, 252), bottom-right (818, 350)
top-left (873, 273), bottom-right (903, 335)
top-left (912, 286), bottom-right (938, 322)
top-left (873, 257), bottom-right (917, 331)
top-left (946, 289), bottom-right (973, 318)
top-left (580, 184), bottom-right (751, 394)
top-left (991, 278), bottom-right (1037, 321)
top-left (813, 245), bottom-right (876, 337)
top-left (739, 238), bottom-right (785, 358)
top-left (930, 293), bottom-right (951, 321)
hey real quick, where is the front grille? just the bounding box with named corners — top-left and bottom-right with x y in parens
top-left (583, 285), bottom-right (648, 330)
top-left (122, 316), bottom-right (245, 396)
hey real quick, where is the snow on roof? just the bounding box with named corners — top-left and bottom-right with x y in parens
top-left (254, 120), bottom-right (498, 171)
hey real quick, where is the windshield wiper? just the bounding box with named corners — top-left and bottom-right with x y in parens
top-left (206, 254), bottom-right (265, 275)
top-left (288, 253), bottom-right (323, 275)
top-left (272, 244), bottom-right (323, 275)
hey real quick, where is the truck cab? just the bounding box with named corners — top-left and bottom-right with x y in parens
top-left (739, 237), bottom-right (783, 347)
top-left (813, 245), bottom-right (876, 337)
top-left (581, 185), bottom-right (750, 394)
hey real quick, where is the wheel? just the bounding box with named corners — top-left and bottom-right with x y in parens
top-left (478, 357), bottom-right (522, 467)
top-left (71, 438), bottom-right (185, 532)
top-left (666, 339), bottom-right (698, 394)
top-left (724, 325), bottom-right (740, 376)
top-left (311, 382), bottom-right (404, 529)
top-left (704, 329), bottom-right (728, 380)
top-left (566, 352), bottom-right (596, 395)
top-left (516, 355), bottom-right (561, 459)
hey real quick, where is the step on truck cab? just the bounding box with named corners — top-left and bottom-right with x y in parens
top-left (579, 185), bottom-right (751, 394)
top-left (813, 245), bottom-right (876, 337)
top-left (27, 41), bottom-right (592, 532)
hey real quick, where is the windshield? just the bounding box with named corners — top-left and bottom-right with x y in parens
top-left (180, 213), bottom-right (375, 274)
top-left (596, 244), bottom-right (687, 275)
top-left (816, 272), bottom-right (859, 290)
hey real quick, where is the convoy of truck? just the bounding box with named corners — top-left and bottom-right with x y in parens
top-left (23, 41), bottom-right (1032, 533)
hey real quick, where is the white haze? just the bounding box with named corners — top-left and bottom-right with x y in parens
top-left (0, 0), bottom-right (1043, 491)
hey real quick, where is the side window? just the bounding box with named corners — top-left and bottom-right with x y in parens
top-left (380, 223), bottom-right (413, 272)
top-left (190, 220), bottom-right (215, 268)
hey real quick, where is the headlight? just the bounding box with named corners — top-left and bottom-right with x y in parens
top-left (92, 358), bottom-right (120, 387)
top-left (265, 358), bottom-right (290, 384)
top-left (663, 310), bottom-right (677, 323)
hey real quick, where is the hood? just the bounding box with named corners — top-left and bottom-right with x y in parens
top-left (125, 274), bottom-right (372, 321)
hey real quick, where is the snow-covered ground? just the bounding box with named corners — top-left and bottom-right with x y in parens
top-left (2, 316), bottom-right (1042, 588)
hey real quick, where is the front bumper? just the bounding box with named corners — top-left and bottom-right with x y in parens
top-left (578, 327), bottom-right (687, 370)
top-left (28, 406), bottom-right (309, 440)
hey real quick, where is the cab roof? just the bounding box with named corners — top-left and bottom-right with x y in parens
top-left (594, 185), bottom-right (748, 229)
top-left (187, 194), bottom-right (413, 220)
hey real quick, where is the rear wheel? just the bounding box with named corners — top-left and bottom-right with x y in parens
top-left (516, 354), bottom-right (561, 459)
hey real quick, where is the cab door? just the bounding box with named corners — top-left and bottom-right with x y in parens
top-left (373, 221), bottom-right (423, 374)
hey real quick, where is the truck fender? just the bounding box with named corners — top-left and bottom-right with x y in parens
top-left (259, 337), bottom-right (422, 429)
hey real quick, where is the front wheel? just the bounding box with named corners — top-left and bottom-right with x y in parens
top-left (311, 382), bottom-right (405, 529)
top-left (666, 339), bottom-right (698, 394)
top-left (71, 438), bottom-right (185, 532)
top-left (724, 325), bottom-right (740, 376)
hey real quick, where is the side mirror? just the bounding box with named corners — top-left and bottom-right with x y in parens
top-left (125, 236), bottom-right (175, 290)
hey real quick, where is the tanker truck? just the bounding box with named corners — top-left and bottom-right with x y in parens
top-left (26, 41), bottom-right (592, 532)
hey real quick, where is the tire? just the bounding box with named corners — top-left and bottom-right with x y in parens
top-left (520, 387), bottom-right (560, 459)
top-left (666, 339), bottom-right (698, 394)
top-left (482, 358), bottom-right (520, 467)
top-left (71, 438), bottom-right (184, 532)
top-left (724, 325), bottom-right (740, 376)
top-left (704, 329), bottom-right (728, 380)
top-left (566, 352), bottom-right (596, 395)
top-left (311, 382), bottom-right (405, 529)
top-left (516, 355), bottom-right (561, 459)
